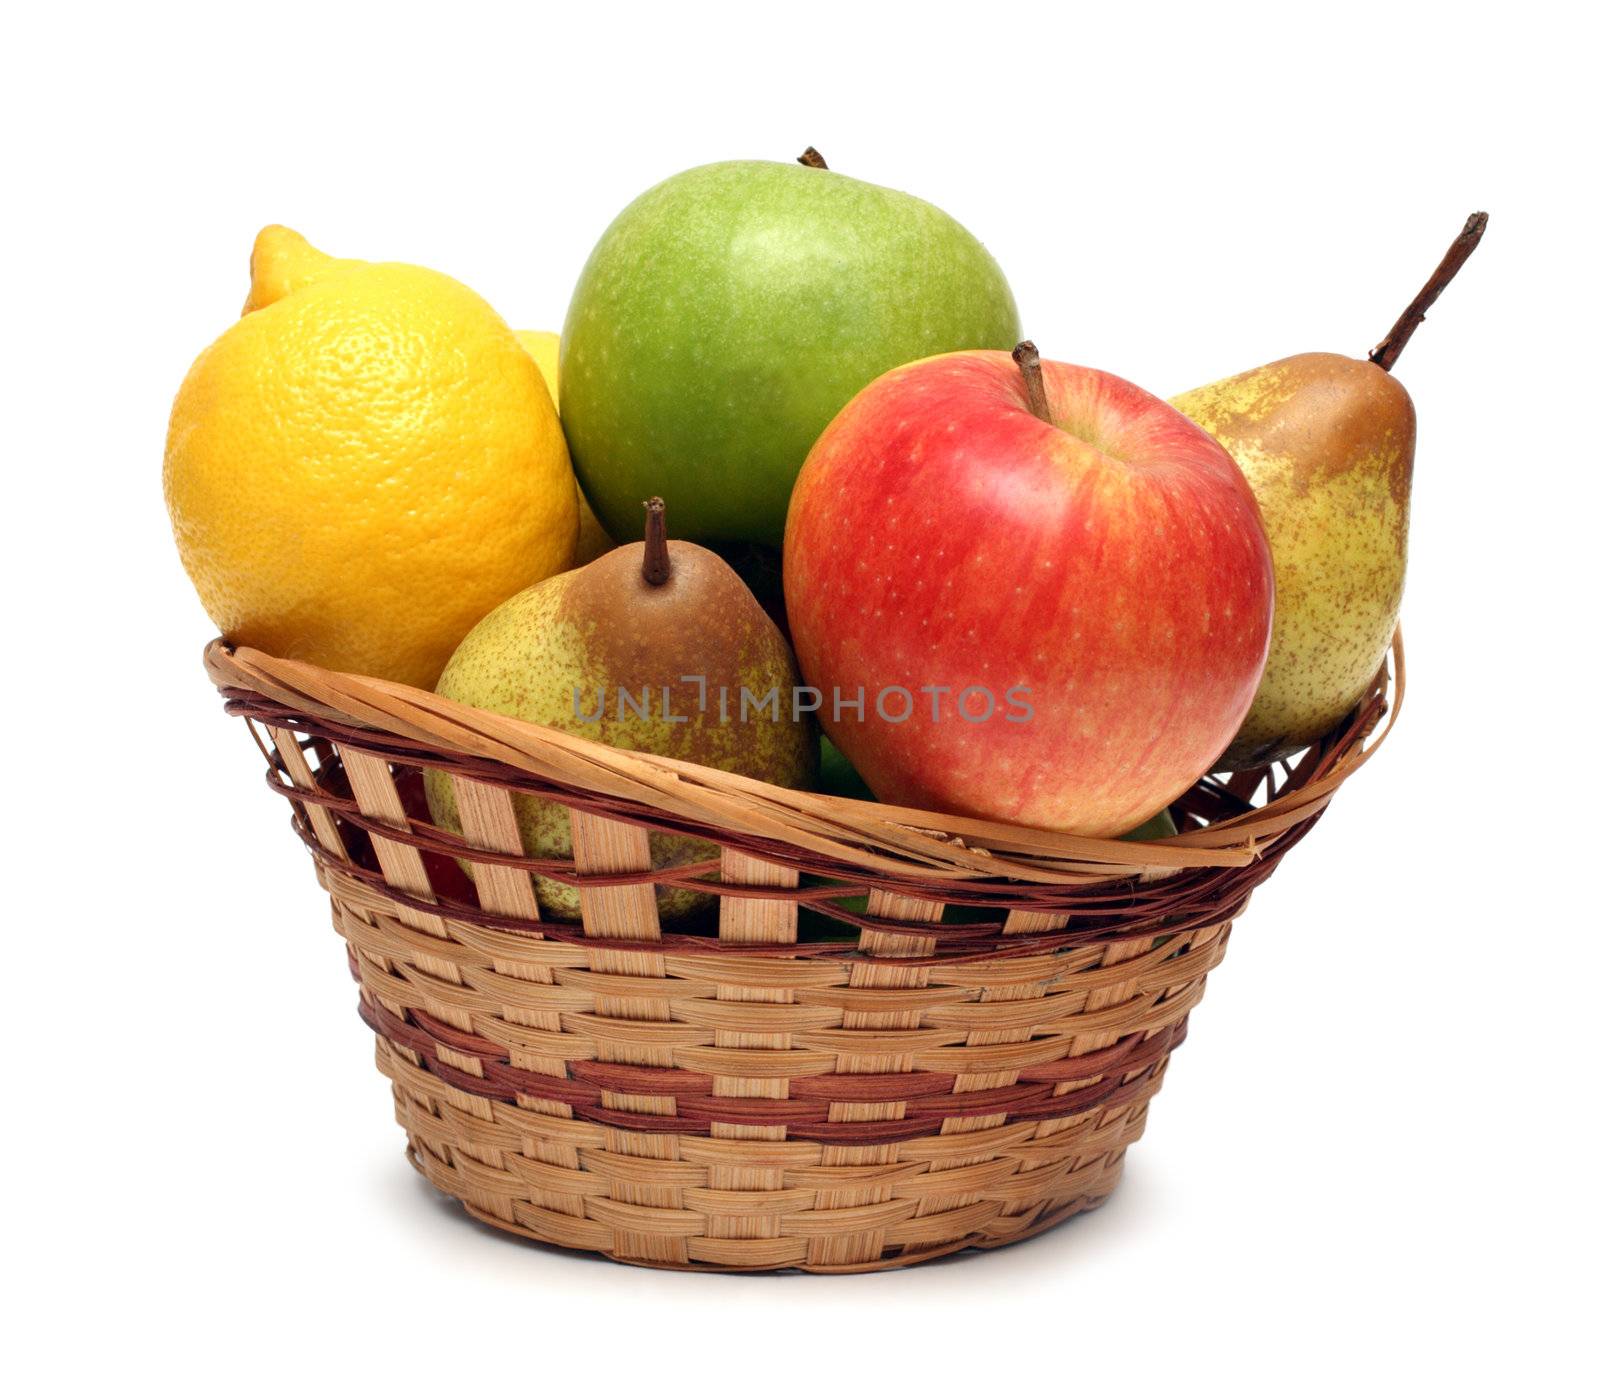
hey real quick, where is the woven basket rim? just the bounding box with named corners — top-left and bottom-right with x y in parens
top-left (204, 628), bottom-right (1403, 887)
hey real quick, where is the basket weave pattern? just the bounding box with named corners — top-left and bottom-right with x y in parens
top-left (207, 638), bottom-right (1398, 1272)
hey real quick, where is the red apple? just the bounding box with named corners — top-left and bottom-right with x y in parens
top-left (782, 346), bottom-right (1273, 836)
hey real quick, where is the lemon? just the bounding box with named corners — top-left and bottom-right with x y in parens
top-left (165, 226), bottom-right (578, 688)
top-left (515, 328), bottom-right (563, 397)
top-left (514, 328), bottom-right (615, 566)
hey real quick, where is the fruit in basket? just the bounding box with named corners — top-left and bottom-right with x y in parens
top-left (516, 327), bottom-right (563, 393)
top-left (709, 541), bottom-right (789, 638)
top-left (1173, 213), bottom-right (1487, 767)
top-left (164, 226), bottom-right (579, 689)
top-left (514, 329), bottom-right (616, 566)
top-left (820, 731), bottom-right (1177, 823)
top-left (1121, 808), bottom-right (1178, 841)
top-left (820, 736), bottom-right (876, 802)
top-left (784, 343), bottom-right (1274, 838)
top-left (426, 499), bottom-right (817, 922)
top-left (1171, 356), bottom-right (1412, 768)
top-left (561, 149), bottom-right (1021, 548)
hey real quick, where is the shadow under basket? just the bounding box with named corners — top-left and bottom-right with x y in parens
top-left (206, 636), bottom-right (1401, 1273)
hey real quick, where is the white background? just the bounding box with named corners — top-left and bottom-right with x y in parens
top-left (6, 4), bottom-right (1595, 1394)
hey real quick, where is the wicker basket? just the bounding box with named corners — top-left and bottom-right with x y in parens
top-left (205, 633), bottom-right (1400, 1273)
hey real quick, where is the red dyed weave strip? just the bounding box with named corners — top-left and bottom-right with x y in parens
top-left (357, 993), bottom-right (1187, 1146)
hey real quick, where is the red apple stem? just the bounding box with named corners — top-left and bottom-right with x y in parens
top-left (1369, 212), bottom-right (1489, 372)
top-left (797, 147), bottom-right (829, 170)
top-left (1011, 341), bottom-right (1052, 422)
top-left (641, 497), bottom-right (671, 585)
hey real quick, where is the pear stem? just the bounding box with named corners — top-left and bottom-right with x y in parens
top-left (1369, 212), bottom-right (1489, 372)
top-left (797, 147), bottom-right (829, 170)
top-left (1011, 341), bottom-right (1052, 421)
top-left (641, 498), bottom-right (671, 586)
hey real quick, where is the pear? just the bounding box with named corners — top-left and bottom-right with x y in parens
top-left (1173, 213), bottom-right (1487, 767)
top-left (425, 499), bottom-right (817, 923)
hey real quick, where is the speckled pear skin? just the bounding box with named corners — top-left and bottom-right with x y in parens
top-left (1172, 352), bottom-right (1415, 767)
top-left (425, 540), bottom-right (817, 923)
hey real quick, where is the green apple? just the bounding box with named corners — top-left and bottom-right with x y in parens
top-left (819, 735), bottom-right (876, 803)
top-left (1120, 808), bottom-right (1179, 841)
top-left (561, 155), bottom-right (1021, 547)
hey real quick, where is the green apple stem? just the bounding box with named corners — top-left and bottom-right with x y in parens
top-left (1369, 212), bottom-right (1489, 372)
top-left (797, 147), bottom-right (828, 170)
top-left (1011, 341), bottom-right (1052, 421)
top-left (642, 497), bottom-right (671, 586)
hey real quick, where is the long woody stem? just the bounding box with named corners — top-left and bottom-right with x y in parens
top-left (1369, 212), bottom-right (1489, 372)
